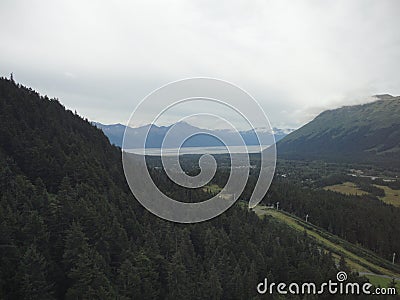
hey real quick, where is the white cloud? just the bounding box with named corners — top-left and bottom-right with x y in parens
top-left (1, 0), bottom-right (399, 128)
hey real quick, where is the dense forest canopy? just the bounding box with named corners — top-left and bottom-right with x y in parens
top-left (0, 78), bottom-right (396, 299)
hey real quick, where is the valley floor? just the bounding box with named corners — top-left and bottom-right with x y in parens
top-left (250, 204), bottom-right (400, 290)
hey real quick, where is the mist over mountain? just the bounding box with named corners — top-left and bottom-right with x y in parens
top-left (93, 121), bottom-right (293, 149)
top-left (277, 95), bottom-right (400, 168)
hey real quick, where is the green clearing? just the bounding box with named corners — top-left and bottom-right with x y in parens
top-left (323, 181), bottom-right (369, 196)
top-left (374, 184), bottom-right (400, 207)
top-left (364, 274), bottom-right (400, 290)
top-left (251, 205), bottom-right (400, 279)
top-left (203, 184), bottom-right (222, 194)
top-left (203, 184), bottom-right (233, 200)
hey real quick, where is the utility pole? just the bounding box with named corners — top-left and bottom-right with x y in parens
top-left (276, 202), bottom-right (279, 210)
top-left (393, 253), bottom-right (396, 265)
top-left (305, 214), bottom-right (309, 222)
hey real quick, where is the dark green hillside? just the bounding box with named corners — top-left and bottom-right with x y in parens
top-left (0, 77), bottom-right (364, 299)
top-left (277, 95), bottom-right (400, 168)
top-left (0, 79), bottom-right (124, 192)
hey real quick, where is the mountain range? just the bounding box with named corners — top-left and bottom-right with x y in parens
top-left (277, 94), bottom-right (400, 168)
top-left (94, 121), bottom-right (293, 149)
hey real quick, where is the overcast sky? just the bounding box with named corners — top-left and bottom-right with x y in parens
top-left (1, 0), bottom-right (399, 129)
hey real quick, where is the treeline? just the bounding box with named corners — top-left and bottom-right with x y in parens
top-left (0, 77), bottom-right (373, 299)
top-left (154, 161), bottom-right (400, 270)
top-left (266, 178), bottom-right (400, 261)
top-left (315, 174), bottom-right (386, 197)
top-left (1, 161), bottom-right (349, 299)
top-left (210, 162), bottom-right (400, 263)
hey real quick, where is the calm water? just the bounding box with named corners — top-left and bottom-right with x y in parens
top-left (127, 145), bottom-right (270, 156)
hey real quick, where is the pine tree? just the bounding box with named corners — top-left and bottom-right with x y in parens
top-left (19, 245), bottom-right (54, 299)
top-left (167, 251), bottom-right (189, 299)
top-left (204, 265), bottom-right (223, 300)
top-left (339, 255), bottom-right (350, 274)
top-left (63, 222), bottom-right (115, 299)
top-left (116, 258), bottom-right (141, 299)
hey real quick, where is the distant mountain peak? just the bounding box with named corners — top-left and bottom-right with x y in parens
top-left (94, 121), bottom-right (291, 148)
top-left (374, 94), bottom-right (396, 100)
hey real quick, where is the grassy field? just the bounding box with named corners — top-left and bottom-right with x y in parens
top-left (203, 184), bottom-right (234, 200)
top-left (374, 184), bottom-right (400, 207)
top-left (251, 205), bottom-right (400, 279)
top-left (323, 181), bottom-right (400, 207)
top-left (323, 181), bottom-right (369, 196)
top-left (202, 184), bottom-right (222, 194)
top-left (364, 274), bottom-right (400, 290)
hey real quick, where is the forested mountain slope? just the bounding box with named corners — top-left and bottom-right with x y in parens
top-left (277, 95), bottom-right (400, 168)
top-left (0, 77), bottom-right (355, 299)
